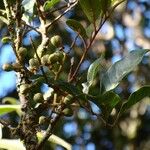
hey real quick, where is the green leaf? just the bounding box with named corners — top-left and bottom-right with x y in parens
top-left (79, 0), bottom-right (101, 22)
top-left (44, 0), bottom-right (60, 11)
top-left (102, 49), bottom-right (150, 91)
top-left (100, 0), bottom-right (111, 13)
top-left (101, 91), bottom-right (121, 109)
top-left (0, 139), bottom-right (25, 150)
top-left (66, 19), bottom-right (87, 38)
top-left (2, 97), bottom-right (19, 104)
top-left (37, 132), bottom-right (72, 150)
top-left (1, 36), bottom-right (11, 43)
top-left (55, 80), bottom-right (81, 96)
top-left (0, 105), bottom-right (21, 116)
top-left (82, 57), bottom-right (103, 94)
top-left (121, 86), bottom-right (150, 113)
top-left (90, 91), bottom-right (120, 118)
top-left (0, 16), bottom-right (9, 24)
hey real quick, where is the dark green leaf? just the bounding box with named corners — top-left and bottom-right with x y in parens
top-left (66, 19), bottom-right (87, 38)
top-left (44, 0), bottom-right (60, 11)
top-left (79, 0), bottom-right (101, 22)
top-left (102, 49), bottom-right (150, 91)
top-left (121, 86), bottom-right (150, 113)
top-left (100, 0), bottom-right (111, 13)
top-left (101, 91), bottom-right (121, 109)
top-left (90, 91), bottom-right (120, 118)
top-left (55, 80), bottom-right (81, 96)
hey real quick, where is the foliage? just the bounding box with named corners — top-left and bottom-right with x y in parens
top-left (0, 0), bottom-right (150, 150)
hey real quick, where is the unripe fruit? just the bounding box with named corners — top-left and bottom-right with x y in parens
top-left (50, 35), bottom-right (62, 48)
top-left (48, 53), bottom-right (59, 64)
top-left (20, 84), bottom-right (30, 94)
top-left (2, 63), bottom-right (13, 71)
top-left (57, 51), bottom-right (65, 63)
top-left (29, 58), bottom-right (39, 68)
top-left (12, 63), bottom-right (22, 71)
top-left (63, 94), bottom-right (74, 105)
top-left (51, 62), bottom-right (60, 72)
top-left (39, 116), bottom-right (48, 125)
top-left (48, 51), bottom-right (65, 64)
top-left (62, 108), bottom-right (73, 117)
top-left (41, 54), bottom-right (49, 65)
top-left (18, 47), bottom-right (27, 58)
top-left (33, 93), bottom-right (44, 103)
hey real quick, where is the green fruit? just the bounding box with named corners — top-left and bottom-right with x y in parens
top-left (41, 54), bottom-right (49, 65)
top-left (51, 62), bottom-right (60, 72)
top-left (62, 108), bottom-right (73, 117)
top-left (50, 35), bottom-right (62, 48)
top-left (20, 84), bottom-right (30, 94)
top-left (48, 53), bottom-right (59, 64)
top-left (48, 51), bottom-right (65, 64)
top-left (57, 51), bottom-right (65, 63)
top-left (12, 63), bottom-right (22, 71)
top-left (63, 94), bottom-right (74, 105)
top-left (18, 47), bottom-right (27, 58)
top-left (2, 63), bottom-right (13, 71)
top-left (33, 93), bottom-right (44, 103)
top-left (29, 58), bottom-right (39, 67)
top-left (39, 116), bottom-right (48, 125)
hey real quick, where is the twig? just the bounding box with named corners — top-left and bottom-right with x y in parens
top-left (69, 0), bottom-right (126, 82)
top-left (45, 0), bottom-right (78, 30)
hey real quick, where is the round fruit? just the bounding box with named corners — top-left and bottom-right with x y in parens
top-left (19, 84), bottom-right (30, 94)
top-left (48, 53), bottom-right (59, 64)
top-left (12, 63), bottom-right (22, 71)
top-left (50, 35), bottom-right (62, 48)
top-left (41, 54), bottom-right (49, 65)
top-left (18, 47), bottom-right (27, 58)
top-left (29, 58), bottom-right (39, 67)
top-left (38, 116), bottom-right (47, 125)
top-left (62, 108), bottom-right (73, 117)
top-left (33, 93), bottom-right (44, 103)
top-left (2, 63), bottom-right (13, 71)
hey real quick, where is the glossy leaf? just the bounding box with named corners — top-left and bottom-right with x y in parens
top-left (79, 0), bottom-right (101, 22)
top-left (82, 57), bottom-right (103, 94)
top-left (44, 0), bottom-right (60, 11)
top-left (101, 91), bottom-right (121, 109)
top-left (102, 49), bottom-right (150, 91)
top-left (66, 19), bottom-right (87, 38)
top-left (99, 91), bottom-right (120, 116)
top-left (37, 132), bottom-right (72, 150)
top-left (121, 86), bottom-right (150, 113)
top-left (0, 105), bottom-right (21, 116)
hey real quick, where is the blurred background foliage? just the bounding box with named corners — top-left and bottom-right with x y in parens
top-left (0, 0), bottom-right (150, 150)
